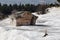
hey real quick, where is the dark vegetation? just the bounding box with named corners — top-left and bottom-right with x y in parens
top-left (57, 0), bottom-right (60, 2)
top-left (0, 2), bottom-right (60, 20)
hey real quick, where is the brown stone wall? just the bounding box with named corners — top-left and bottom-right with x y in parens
top-left (16, 11), bottom-right (38, 26)
top-left (16, 18), bottom-right (31, 26)
top-left (16, 11), bottom-right (33, 26)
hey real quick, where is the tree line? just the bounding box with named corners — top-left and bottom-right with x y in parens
top-left (0, 2), bottom-right (60, 20)
top-left (0, 3), bottom-right (60, 15)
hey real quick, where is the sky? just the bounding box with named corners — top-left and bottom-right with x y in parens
top-left (0, 0), bottom-right (58, 5)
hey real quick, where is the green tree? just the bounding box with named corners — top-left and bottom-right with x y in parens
top-left (2, 4), bottom-right (11, 15)
top-left (0, 3), bottom-right (2, 11)
top-left (12, 4), bottom-right (18, 10)
top-left (18, 3), bottom-right (22, 11)
top-left (57, 0), bottom-right (60, 2)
